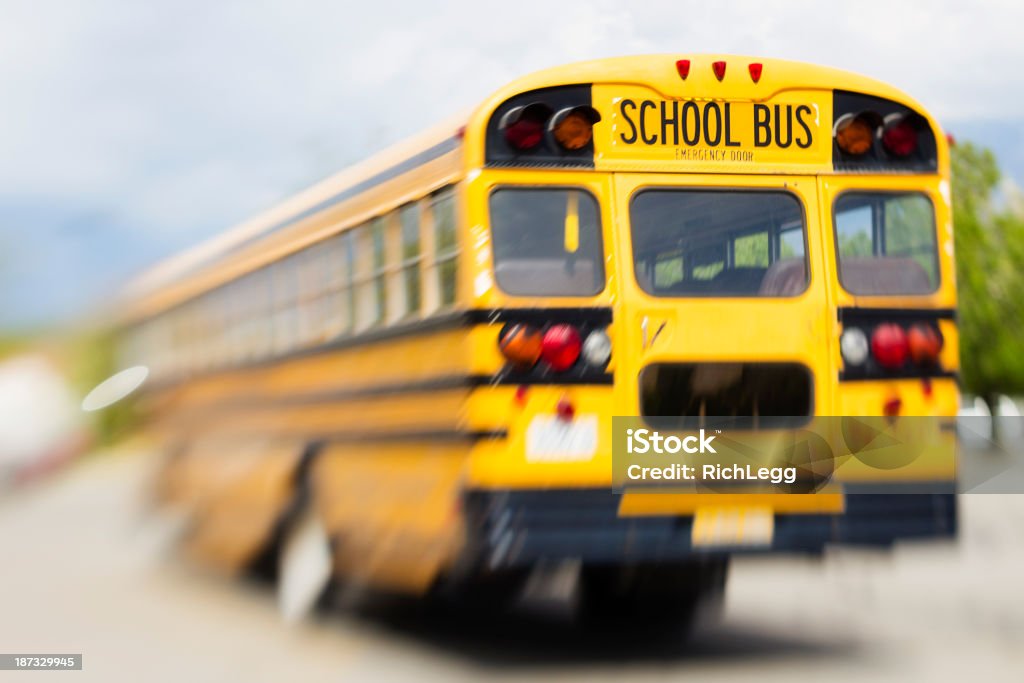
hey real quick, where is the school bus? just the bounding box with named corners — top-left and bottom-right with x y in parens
top-left (119, 55), bottom-right (958, 621)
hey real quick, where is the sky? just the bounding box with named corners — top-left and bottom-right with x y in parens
top-left (2, 0), bottom-right (1024, 328)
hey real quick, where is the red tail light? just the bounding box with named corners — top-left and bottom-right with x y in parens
top-left (748, 62), bottom-right (763, 83)
top-left (871, 324), bottom-right (909, 370)
top-left (541, 324), bottom-right (582, 371)
top-left (675, 59), bottom-right (691, 80)
top-left (712, 61), bottom-right (727, 81)
top-left (499, 103), bottom-right (552, 151)
top-left (504, 119), bottom-right (544, 150)
top-left (907, 324), bottom-right (943, 365)
top-left (882, 117), bottom-right (918, 157)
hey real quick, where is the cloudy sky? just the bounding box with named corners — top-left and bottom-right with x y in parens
top-left (2, 0), bottom-right (1023, 327)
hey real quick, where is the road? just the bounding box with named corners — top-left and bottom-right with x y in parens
top-left (1, 450), bottom-right (1023, 682)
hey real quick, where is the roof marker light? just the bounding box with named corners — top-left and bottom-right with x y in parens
top-left (748, 63), bottom-right (763, 83)
top-left (676, 59), bottom-right (690, 80)
top-left (712, 61), bottom-right (727, 81)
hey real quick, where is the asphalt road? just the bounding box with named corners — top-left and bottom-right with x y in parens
top-left (1, 450), bottom-right (1023, 682)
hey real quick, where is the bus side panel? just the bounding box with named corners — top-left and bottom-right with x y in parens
top-left (147, 325), bottom-right (478, 586)
top-left (312, 441), bottom-right (471, 593)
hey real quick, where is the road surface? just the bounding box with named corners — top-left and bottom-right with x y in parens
top-left (1, 450), bottom-right (1023, 681)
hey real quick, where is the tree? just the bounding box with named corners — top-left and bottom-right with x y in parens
top-left (951, 142), bottom-right (1024, 423)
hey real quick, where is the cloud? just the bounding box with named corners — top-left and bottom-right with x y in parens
top-left (1, 0), bottom-right (1023, 324)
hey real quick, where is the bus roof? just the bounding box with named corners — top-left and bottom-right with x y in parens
top-left (120, 55), bottom-right (941, 322)
top-left (122, 112), bottom-right (468, 312)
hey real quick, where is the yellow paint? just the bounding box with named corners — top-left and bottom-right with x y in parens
top-left (127, 55), bottom-right (958, 593)
top-left (619, 492), bottom-right (845, 516)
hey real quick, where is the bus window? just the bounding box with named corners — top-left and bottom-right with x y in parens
top-left (834, 192), bottom-right (939, 295)
top-left (631, 190), bottom-right (808, 297)
top-left (352, 220), bottom-right (388, 329)
top-left (430, 188), bottom-right (458, 308)
top-left (489, 187), bottom-right (604, 296)
top-left (399, 203), bottom-right (422, 316)
top-left (371, 218), bottom-right (388, 324)
top-left (339, 231), bottom-right (356, 334)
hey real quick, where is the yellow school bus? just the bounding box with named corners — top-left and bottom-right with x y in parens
top-left (119, 55), bottom-right (958, 621)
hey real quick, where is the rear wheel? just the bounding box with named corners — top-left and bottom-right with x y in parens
top-left (576, 559), bottom-right (728, 627)
top-left (431, 568), bottom-right (531, 613)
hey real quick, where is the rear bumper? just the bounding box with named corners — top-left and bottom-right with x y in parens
top-left (462, 487), bottom-right (957, 569)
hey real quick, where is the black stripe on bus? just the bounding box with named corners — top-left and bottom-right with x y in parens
top-left (174, 135), bottom-right (462, 281)
top-left (145, 306), bottom-right (614, 391)
top-left (312, 428), bottom-right (508, 445)
top-left (179, 370), bottom-right (614, 414)
top-left (465, 306), bottom-right (613, 327)
top-left (269, 306), bottom-right (613, 366)
top-left (837, 307), bottom-right (957, 325)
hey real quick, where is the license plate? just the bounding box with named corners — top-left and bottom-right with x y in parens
top-left (526, 415), bottom-right (598, 462)
top-left (691, 507), bottom-right (774, 548)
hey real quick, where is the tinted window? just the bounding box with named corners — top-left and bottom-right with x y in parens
top-left (490, 188), bottom-right (604, 296)
top-left (631, 190), bottom-right (808, 297)
top-left (834, 192), bottom-right (939, 295)
top-left (431, 188), bottom-right (458, 307)
top-left (399, 203), bottom-right (422, 316)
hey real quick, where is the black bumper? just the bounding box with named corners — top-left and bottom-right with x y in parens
top-left (462, 488), bottom-right (957, 569)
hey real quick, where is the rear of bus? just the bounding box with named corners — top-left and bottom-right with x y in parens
top-left (455, 56), bottom-right (957, 611)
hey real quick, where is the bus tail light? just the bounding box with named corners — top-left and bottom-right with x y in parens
top-left (500, 103), bottom-right (552, 151)
top-left (712, 60), bottom-right (727, 80)
top-left (556, 396), bottom-right (576, 421)
top-left (498, 323), bottom-right (543, 368)
top-left (871, 324), bottom-right (909, 370)
top-left (907, 324), bottom-right (943, 365)
top-left (840, 327), bottom-right (869, 366)
top-left (883, 396), bottom-right (902, 417)
top-left (581, 329), bottom-right (612, 367)
top-left (541, 324), bottom-right (582, 371)
top-left (882, 115), bottom-right (919, 157)
top-left (835, 113), bottom-right (878, 156)
top-left (748, 62), bottom-right (763, 83)
top-left (550, 106), bottom-right (601, 150)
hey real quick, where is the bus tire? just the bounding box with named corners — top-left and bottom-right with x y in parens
top-left (433, 568), bottom-right (530, 613)
top-left (576, 559), bottom-right (728, 628)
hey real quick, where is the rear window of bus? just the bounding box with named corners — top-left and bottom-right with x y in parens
top-left (489, 187), bottom-right (605, 296)
top-left (834, 192), bottom-right (939, 295)
top-left (630, 189), bottom-right (808, 297)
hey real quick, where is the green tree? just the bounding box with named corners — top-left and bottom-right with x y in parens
top-left (951, 142), bottom-right (1024, 422)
